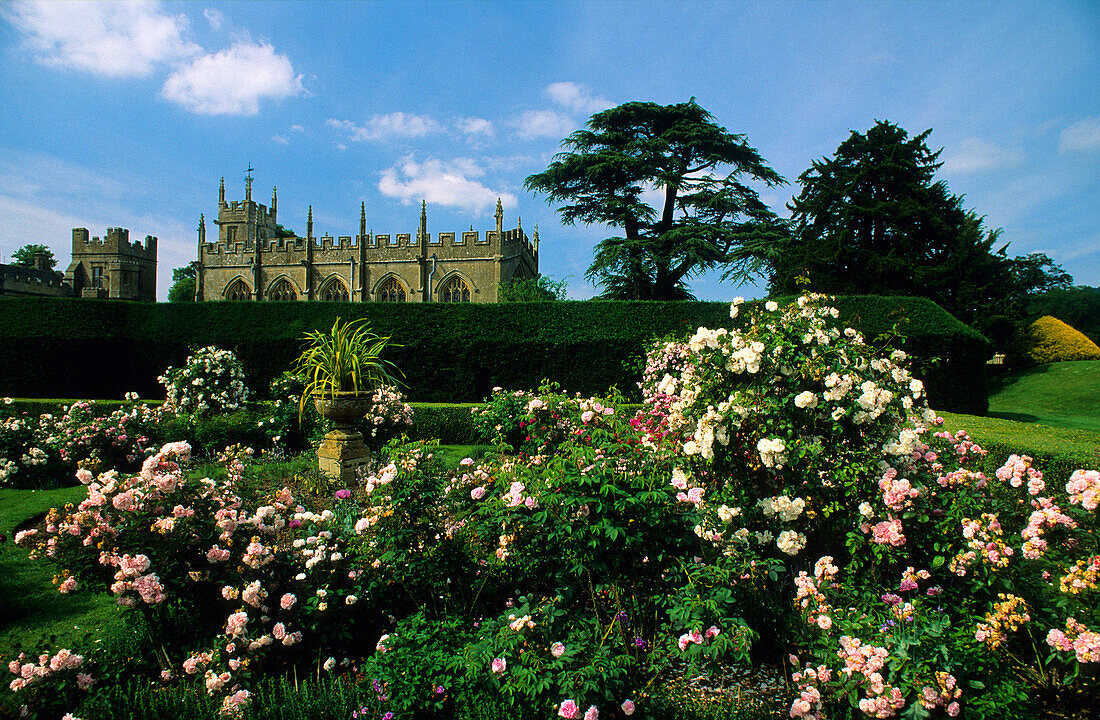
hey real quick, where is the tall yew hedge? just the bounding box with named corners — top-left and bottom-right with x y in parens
top-left (0, 295), bottom-right (989, 413)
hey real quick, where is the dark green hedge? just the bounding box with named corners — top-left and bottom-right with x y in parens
top-left (0, 295), bottom-right (989, 413)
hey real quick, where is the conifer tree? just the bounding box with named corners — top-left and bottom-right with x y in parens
top-left (526, 99), bottom-right (787, 300)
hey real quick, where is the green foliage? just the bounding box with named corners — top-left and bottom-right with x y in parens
top-left (168, 264), bottom-right (197, 303)
top-left (0, 295), bottom-right (989, 413)
top-left (293, 317), bottom-right (401, 418)
top-left (9, 244), bottom-right (56, 269)
top-left (1025, 316), bottom-right (1100, 365)
top-left (497, 275), bottom-right (568, 302)
top-left (1027, 285), bottom-right (1100, 345)
top-left (770, 121), bottom-right (1074, 345)
top-left (525, 99), bottom-right (787, 299)
top-left (151, 408), bottom-right (271, 457)
top-left (408, 403), bottom-right (482, 445)
top-left (472, 388), bottom-right (539, 447)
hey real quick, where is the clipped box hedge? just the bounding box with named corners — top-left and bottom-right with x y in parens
top-left (0, 295), bottom-right (989, 414)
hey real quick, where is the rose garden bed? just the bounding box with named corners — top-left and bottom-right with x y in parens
top-left (1, 295), bottom-right (1096, 720)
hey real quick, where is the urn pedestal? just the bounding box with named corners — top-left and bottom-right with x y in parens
top-left (313, 392), bottom-right (372, 484)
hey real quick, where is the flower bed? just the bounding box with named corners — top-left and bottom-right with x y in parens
top-left (4, 295), bottom-right (1096, 720)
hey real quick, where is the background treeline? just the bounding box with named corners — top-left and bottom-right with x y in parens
top-left (0, 294), bottom-right (988, 413)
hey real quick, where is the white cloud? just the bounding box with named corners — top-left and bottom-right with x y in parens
top-left (546, 81), bottom-right (612, 115)
top-left (1059, 117), bottom-right (1100, 154)
top-left (203, 8), bottom-right (225, 31)
top-left (941, 137), bottom-right (1024, 174)
top-left (291, 124), bottom-right (307, 132)
top-left (456, 117), bottom-right (494, 136)
top-left (161, 41), bottom-right (304, 115)
top-left (327, 112), bottom-right (442, 142)
top-left (377, 157), bottom-right (517, 215)
top-left (272, 135), bottom-right (289, 145)
top-left (512, 110), bottom-right (578, 140)
top-left (4, 0), bottom-right (200, 77)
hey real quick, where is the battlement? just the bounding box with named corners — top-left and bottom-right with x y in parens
top-left (501, 228), bottom-right (536, 256)
top-left (0, 263), bottom-right (70, 297)
top-left (72, 227), bottom-right (157, 259)
top-left (201, 227), bottom-right (535, 256)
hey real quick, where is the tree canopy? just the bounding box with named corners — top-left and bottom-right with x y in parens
top-left (525, 99), bottom-right (786, 300)
top-left (167, 264), bottom-right (197, 303)
top-left (497, 275), bottom-right (567, 302)
top-left (10, 244), bottom-right (57, 269)
top-left (768, 120), bottom-right (1072, 343)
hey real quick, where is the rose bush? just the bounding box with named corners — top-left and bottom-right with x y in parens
top-left (6, 295), bottom-right (1098, 719)
top-left (159, 346), bottom-right (249, 418)
top-left (0, 398), bottom-right (158, 488)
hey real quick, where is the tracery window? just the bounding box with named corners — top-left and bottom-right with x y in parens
top-left (378, 277), bottom-right (406, 303)
top-left (321, 278), bottom-right (350, 302)
top-left (439, 276), bottom-right (471, 303)
top-left (267, 278), bottom-right (297, 302)
top-left (225, 279), bottom-right (252, 301)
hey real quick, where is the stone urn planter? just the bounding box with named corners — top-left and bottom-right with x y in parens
top-left (314, 391), bottom-right (373, 430)
top-left (293, 317), bottom-right (401, 485)
top-left (314, 391), bottom-right (372, 484)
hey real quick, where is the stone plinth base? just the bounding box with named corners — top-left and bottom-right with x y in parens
top-left (317, 428), bottom-right (370, 485)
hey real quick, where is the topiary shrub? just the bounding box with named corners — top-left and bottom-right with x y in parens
top-left (1025, 316), bottom-right (1100, 365)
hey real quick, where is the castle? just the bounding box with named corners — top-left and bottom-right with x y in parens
top-left (0, 228), bottom-right (157, 301)
top-left (195, 174), bottom-right (539, 303)
top-left (65, 227), bottom-right (157, 301)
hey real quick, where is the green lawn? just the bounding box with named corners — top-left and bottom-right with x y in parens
top-left (986, 360), bottom-right (1100, 431)
top-left (0, 486), bottom-right (119, 658)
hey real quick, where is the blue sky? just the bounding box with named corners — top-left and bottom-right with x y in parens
top-left (0, 0), bottom-right (1096, 301)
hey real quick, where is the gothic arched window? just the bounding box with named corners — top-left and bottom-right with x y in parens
top-left (321, 278), bottom-right (350, 302)
top-left (267, 278), bottom-right (297, 302)
top-left (378, 277), bottom-right (406, 303)
top-left (439, 276), bottom-right (471, 303)
top-left (225, 279), bottom-right (252, 301)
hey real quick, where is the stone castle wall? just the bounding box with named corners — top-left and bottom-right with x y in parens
top-left (0, 264), bottom-right (70, 298)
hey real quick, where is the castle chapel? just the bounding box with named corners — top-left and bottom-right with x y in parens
top-left (195, 174), bottom-right (539, 303)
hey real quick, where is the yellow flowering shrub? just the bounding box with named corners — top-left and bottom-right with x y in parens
top-left (1026, 316), bottom-right (1100, 364)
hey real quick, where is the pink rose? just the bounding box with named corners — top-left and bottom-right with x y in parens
top-left (491, 657), bottom-right (506, 674)
top-left (621, 700), bottom-right (635, 716)
top-left (584, 706), bottom-right (599, 720)
top-left (558, 700), bottom-right (579, 719)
